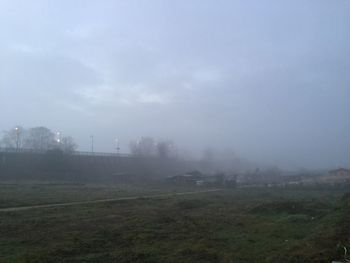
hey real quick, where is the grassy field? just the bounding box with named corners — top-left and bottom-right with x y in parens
top-left (0, 182), bottom-right (198, 208)
top-left (0, 184), bottom-right (349, 262)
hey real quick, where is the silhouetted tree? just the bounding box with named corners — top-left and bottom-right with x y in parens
top-left (156, 140), bottom-right (175, 159)
top-left (1, 125), bottom-right (78, 155)
top-left (57, 136), bottom-right (77, 154)
top-left (24, 126), bottom-right (55, 152)
top-left (1, 126), bottom-right (26, 151)
top-left (129, 137), bottom-right (156, 157)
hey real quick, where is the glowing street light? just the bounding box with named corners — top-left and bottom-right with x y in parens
top-left (56, 131), bottom-right (61, 143)
top-left (14, 127), bottom-right (20, 152)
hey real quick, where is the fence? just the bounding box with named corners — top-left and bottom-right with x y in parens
top-left (0, 147), bottom-right (131, 158)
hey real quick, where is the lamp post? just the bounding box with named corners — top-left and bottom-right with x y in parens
top-left (15, 127), bottom-right (20, 152)
top-left (115, 138), bottom-right (120, 156)
top-left (90, 135), bottom-right (94, 154)
top-left (56, 131), bottom-right (61, 143)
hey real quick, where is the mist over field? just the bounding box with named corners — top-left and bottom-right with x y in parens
top-left (1, 0), bottom-right (349, 169)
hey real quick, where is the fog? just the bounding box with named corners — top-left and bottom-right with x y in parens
top-left (1, 0), bottom-right (349, 170)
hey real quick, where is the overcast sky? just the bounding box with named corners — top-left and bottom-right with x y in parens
top-left (0, 0), bottom-right (349, 169)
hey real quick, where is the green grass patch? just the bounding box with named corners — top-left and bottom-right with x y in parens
top-left (0, 186), bottom-right (349, 262)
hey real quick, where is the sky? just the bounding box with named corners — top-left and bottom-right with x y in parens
top-left (0, 0), bottom-right (349, 169)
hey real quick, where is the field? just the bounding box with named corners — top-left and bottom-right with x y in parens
top-left (0, 184), bottom-right (349, 263)
top-left (0, 183), bottom-right (192, 209)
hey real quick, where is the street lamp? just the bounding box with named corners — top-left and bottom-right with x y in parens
top-left (15, 127), bottom-right (20, 152)
top-left (115, 138), bottom-right (120, 155)
top-left (56, 131), bottom-right (61, 143)
top-left (90, 135), bottom-right (94, 154)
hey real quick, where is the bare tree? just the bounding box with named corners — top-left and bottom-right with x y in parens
top-left (1, 126), bottom-right (26, 151)
top-left (129, 137), bottom-right (156, 157)
top-left (57, 136), bottom-right (77, 154)
top-left (156, 140), bottom-right (175, 159)
top-left (24, 126), bottom-right (55, 152)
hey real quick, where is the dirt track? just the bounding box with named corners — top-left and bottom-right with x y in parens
top-left (0, 189), bottom-right (222, 212)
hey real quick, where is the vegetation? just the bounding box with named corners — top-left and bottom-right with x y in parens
top-left (129, 137), bottom-right (177, 159)
top-left (0, 183), bottom-right (193, 208)
top-left (1, 126), bottom-right (77, 153)
top-left (0, 185), bottom-right (349, 262)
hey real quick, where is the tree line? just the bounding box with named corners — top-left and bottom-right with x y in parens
top-left (129, 137), bottom-right (177, 159)
top-left (0, 126), bottom-right (77, 154)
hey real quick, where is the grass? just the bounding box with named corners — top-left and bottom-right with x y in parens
top-left (0, 182), bottom-right (198, 208)
top-left (0, 185), bottom-right (349, 262)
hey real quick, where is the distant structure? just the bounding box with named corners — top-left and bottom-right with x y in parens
top-left (314, 168), bottom-right (350, 185)
top-left (166, 170), bottom-right (231, 188)
top-left (167, 170), bottom-right (203, 186)
top-left (329, 168), bottom-right (350, 178)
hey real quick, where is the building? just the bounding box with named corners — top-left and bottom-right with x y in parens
top-left (166, 171), bottom-right (228, 187)
top-left (320, 168), bottom-right (350, 185)
top-left (329, 168), bottom-right (350, 178)
top-left (166, 170), bottom-right (203, 186)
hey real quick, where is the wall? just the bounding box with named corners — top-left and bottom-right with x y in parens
top-left (0, 151), bottom-right (197, 183)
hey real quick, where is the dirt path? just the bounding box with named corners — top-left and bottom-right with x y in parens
top-left (0, 189), bottom-right (222, 212)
